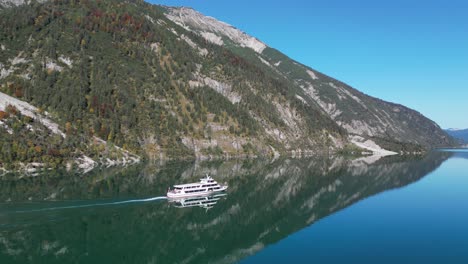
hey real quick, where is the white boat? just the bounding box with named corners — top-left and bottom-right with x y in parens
top-left (166, 175), bottom-right (228, 198)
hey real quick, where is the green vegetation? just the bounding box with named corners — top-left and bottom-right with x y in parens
top-left (0, 0), bottom-right (454, 168)
top-left (0, 0), bottom-right (344, 166)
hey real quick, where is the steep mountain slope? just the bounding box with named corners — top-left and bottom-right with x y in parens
top-left (166, 7), bottom-right (453, 151)
top-left (0, 90), bottom-right (139, 172)
top-left (0, 0), bottom-right (454, 165)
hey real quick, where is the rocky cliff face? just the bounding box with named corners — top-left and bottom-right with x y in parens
top-left (0, 0), bottom-right (46, 8)
top-left (165, 6), bottom-right (454, 152)
top-left (0, 0), bottom-right (455, 165)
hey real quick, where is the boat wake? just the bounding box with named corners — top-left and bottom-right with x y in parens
top-left (4, 196), bottom-right (168, 215)
top-left (110, 196), bottom-right (167, 205)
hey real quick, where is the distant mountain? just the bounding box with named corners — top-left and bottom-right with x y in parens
top-left (0, 0), bottom-right (455, 167)
top-left (445, 128), bottom-right (468, 144)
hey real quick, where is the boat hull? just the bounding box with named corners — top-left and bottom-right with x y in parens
top-left (166, 186), bottom-right (228, 199)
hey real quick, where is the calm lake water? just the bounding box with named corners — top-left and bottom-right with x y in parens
top-left (0, 150), bottom-right (467, 263)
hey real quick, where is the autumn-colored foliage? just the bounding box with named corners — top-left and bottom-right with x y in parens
top-left (34, 146), bottom-right (42, 154)
top-left (0, 111), bottom-right (9, 120)
top-left (5, 105), bottom-right (18, 116)
top-left (47, 148), bottom-right (61, 157)
top-left (65, 122), bottom-right (72, 135)
top-left (14, 87), bottom-right (24, 98)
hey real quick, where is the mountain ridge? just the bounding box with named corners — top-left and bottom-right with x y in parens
top-left (445, 128), bottom-right (468, 144)
top-left (164, 5), bottom-right (452, 149)
top-left (0, 0), bottom-right (455, 168)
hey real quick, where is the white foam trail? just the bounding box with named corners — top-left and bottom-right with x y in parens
top-left (111, 196), bottom-right (167, 205)
top-left (8, 196), bottom-right (168, 214)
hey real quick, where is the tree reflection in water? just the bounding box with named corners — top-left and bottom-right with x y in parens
top-left (0, 152), bottom-right (451, 264)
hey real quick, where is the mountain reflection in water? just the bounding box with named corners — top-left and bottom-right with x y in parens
top-left (0, 152), bottom-right (451, 263)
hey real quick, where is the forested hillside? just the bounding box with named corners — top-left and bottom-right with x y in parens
top-left (0, 0), bottom-right (455, 169)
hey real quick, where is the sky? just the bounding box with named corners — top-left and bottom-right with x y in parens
top-left (149, 0), bottom-right (468, 129)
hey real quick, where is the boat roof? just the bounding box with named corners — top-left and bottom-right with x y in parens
top-left (173, 175), bottom-right (217, 188)
top-left (173, 183), bottom-right (202, 188)
top-left (173, 181), bottom-right (217, 188)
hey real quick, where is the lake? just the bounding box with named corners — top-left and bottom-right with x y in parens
top-left (0, 150), bottom-right (467, 263)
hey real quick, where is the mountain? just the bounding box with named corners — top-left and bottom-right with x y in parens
top-left (445, 128), bottom-right (468, 144)
top-left (0, 0), bottom-right (454, 167)
top-left (165, 7), bottom-right (453, 150)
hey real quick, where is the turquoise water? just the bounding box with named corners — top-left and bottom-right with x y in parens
top-left (0, 150), bottom-right (467, 263)
top-left (242, 150), bottom-right (468, 264)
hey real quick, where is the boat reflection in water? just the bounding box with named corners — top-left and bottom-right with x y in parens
top-left (168, 193), bottom-right (227, 209)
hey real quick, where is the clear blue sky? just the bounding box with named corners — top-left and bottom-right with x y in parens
top-left (149, 0), bottom-right (468, 129)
